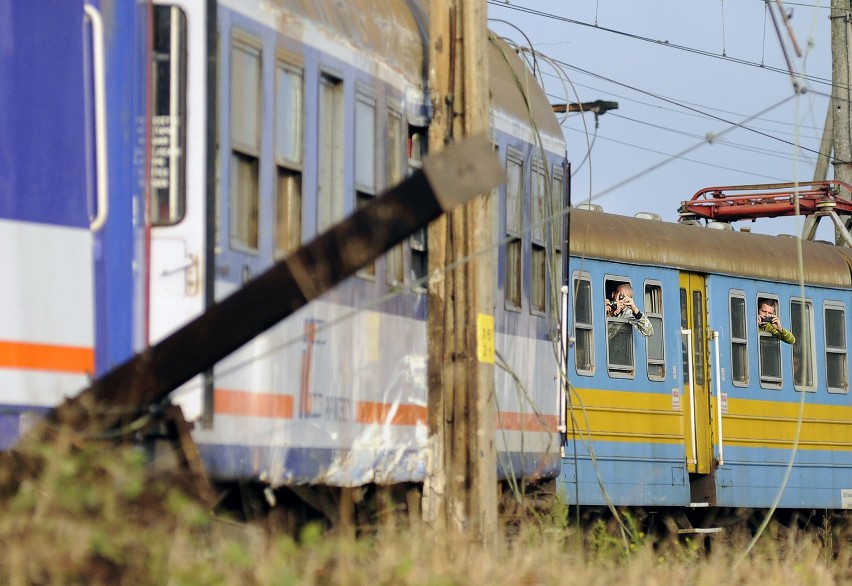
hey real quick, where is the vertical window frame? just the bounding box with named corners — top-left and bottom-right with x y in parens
top-left (824, 301), bottom-right (848, 394)
top-left (644, 280), bottom-right (665, 382)
top-left (605, 276), bottom-right (635, 379)
top-left (150, 5), bottom-right (188, 227)
top-left (317, 70), bottom-right (344, 233)
top-left (273, 55), bottom-right (304, 260)
top-left (572, 271), bottom-right (594, 376)
top-left (729, 290), bottom-right (749, 387)
top-left (757, 294), bottom-right (783, 389)
top-left (354, 86), bottom-right (377, 280)
top-left (529, 159), bottom-right (546, 315)
top-left (408, 127), bottom-right (428, 293)
top-left (504, 148), bottom-right (524, 312)
top-left (229, 31), bottom-right (263, 253)
top-left (791, 297), bottom-right (817, 392)
top-left (385, 103), bottom-right (405, 288)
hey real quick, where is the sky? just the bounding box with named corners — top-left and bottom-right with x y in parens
top-left (487, 0), bottom-right (838, 238)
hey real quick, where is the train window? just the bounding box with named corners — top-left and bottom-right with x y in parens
top-left (505, 149), bottom-right (524, 311)
top-left (318, 73), bottom-right (344, 233)
top-left (645, 282), bottom-right (665, 381)
top-left (572, 272), bottom-right (594, 375)
top-left (606, 278), bottom-right (635, 378)
top-left (790, 299), bottom-right (816, 392)
top-left (355, 89), bottom-right (377, 278)
top-left (273, 61), bottom-right (303, 259)
top-left (386, 106), bottom-right (405, 288)
top-left (757, 295), bottom-right (782, 389)
top-left (531, 161), bottom-right (546, 244)
top-left (549, 167), bottom-right (565, 327)
top-left (680, 288), bottom-right (688, 384)
top-left (729, 291), bottom-right (749, 386)
top-left (530, 161), bottom-right (546, 314)
top-left (531, 244), bottom-right (546, 313)
top-left (229, 36), bottom-right (262, 251)
top-left (408, 127), bottom-right (427, 293)
top-left (354, 91), bottom-right (377, 196)
top-left (691, 291), bottom-right (706, 386)
top-left (151, 6), bottom-right (187, 226)
top-left (824, 302), bottom-right (848, 393)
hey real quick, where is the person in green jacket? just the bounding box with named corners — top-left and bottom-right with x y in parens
top-left (758, 299), bottom-right (796, 344)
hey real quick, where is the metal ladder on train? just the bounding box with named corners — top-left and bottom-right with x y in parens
top-left (677, 180), bottom-right (852, 246)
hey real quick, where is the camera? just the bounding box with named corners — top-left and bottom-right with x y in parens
top-left (761, 315), bottom-right (773, 324)
top-left (608, 300), bottom-right (618, 312)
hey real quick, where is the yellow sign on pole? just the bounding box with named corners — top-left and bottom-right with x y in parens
top-left (476, 313), bottom-right (495, 364)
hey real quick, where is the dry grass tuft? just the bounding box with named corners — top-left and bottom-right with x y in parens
top-left (0, 438), bottom-right (848, 585)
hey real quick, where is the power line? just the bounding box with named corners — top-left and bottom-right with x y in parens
top-left (553, 58), bottom-right (825, 157)
top-left (543, 75), bottom-right (827, 133)
top-left (589, 95), bottom-right (798, 200)
top-left (562, 126), bottom-right (793, 181)
top-left (487, 0), bottom-right (835, 88)
top-left (605, 112), bottom-right (819, 161)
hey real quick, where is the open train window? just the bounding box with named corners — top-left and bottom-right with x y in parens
top-left (151, 5), bottom-right (187, 226)
top-left (273, 58), bottom-right (303, 259)
top-left (729, 291), bottom-right (749, 386)
top-left (757, 295), bottom-right (782, 389)
top-left (644, 281), bottom-right (665, 381)
top-left (824, 302), bottom-right (848, 393)
top-left (385, 105), bottom-right (405, 288)
top-left (408, 127), bottom-right (427, 293)
top-left (229, 33), bottom-right (262, 252)
top-left (504, 149), bottom-right (524, 311)
top-left (572, 272), bottom-right (594, 375)
top-left (791, 298), bottom-right (816, 392)
top-left (605, 277), bottom-right (634, 378)
top-left (355, 88), bottom-right (377, 279)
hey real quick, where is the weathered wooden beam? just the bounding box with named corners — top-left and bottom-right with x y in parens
top-left (21, 135), bottom-right (504, 443)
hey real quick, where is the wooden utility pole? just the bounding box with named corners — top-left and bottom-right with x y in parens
top-left (425, 0), bottom-right (498, 543)
top-left (831, 0), bottom-right (852, 243)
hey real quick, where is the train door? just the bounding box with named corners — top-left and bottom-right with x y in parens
top-left (679, 272), bottom-right (713, 474)
top-left (148, 2), bottom-right (210, 419)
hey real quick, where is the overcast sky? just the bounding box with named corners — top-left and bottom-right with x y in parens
top-left (487, 0), bottom-right (837, 237)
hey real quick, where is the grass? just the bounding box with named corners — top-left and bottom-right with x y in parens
top-left (0, 436), bottom-right (849, 585)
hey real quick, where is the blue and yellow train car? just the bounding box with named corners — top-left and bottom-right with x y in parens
top-left (562, 208), bottom-right (852, 516)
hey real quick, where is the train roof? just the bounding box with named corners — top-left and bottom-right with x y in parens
top-left (266, 0), bottom-right (427, 84)
top-left (488, 37), bottom-right (565, 150)
top-left (569, 208), bottom-right (852, 288)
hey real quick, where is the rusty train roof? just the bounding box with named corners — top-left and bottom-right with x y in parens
top-left (267, 0), bottom-right (427, 82)
top-left (267, 1), bottom-right (564, 146)
top-left (569, 208), bottom-right (852, 288)
top-left (488, 37), bottom-right (565, 146)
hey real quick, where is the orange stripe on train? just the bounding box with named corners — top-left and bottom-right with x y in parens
top-left (0, 340), bottom-right (94, 374)
top-left (356, 401), bottom-right (426, 425)
top-left (213, 389), bottom-right (556, 432)
top-left (214, 388), bottom-right (295, 419)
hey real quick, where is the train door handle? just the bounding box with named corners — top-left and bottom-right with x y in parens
top-left (84, 4), bottom-right (109, 232)
top-left (159, 252), bottom-right (200, 296)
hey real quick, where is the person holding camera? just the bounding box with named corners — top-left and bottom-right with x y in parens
top-left (757, 299), bottom-right (795, 344)
top-left (605, 283), bottom-right (653, 338)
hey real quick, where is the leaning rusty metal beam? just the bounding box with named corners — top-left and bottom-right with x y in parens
top-left (21, 134), bottom-right (504, 444)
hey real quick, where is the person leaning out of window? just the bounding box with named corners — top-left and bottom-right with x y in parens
top-left (605, 283), bottom-right (654, 338)
top-left (757, 299), bottom-right (795, 344)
